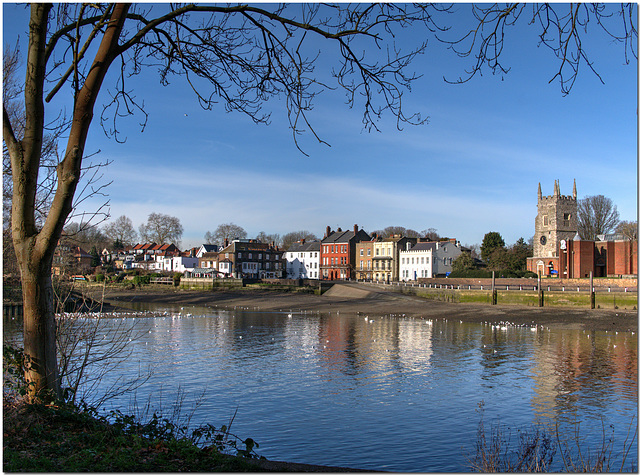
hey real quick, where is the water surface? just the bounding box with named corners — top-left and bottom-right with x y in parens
top-left (4, 304), bottom-right (637, 472)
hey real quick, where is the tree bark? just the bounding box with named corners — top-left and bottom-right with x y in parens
top-left (7, 3), bottom-right (130, 400)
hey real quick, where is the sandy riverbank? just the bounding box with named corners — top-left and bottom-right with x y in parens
top-left (94, 282), bottom-right (638, 333)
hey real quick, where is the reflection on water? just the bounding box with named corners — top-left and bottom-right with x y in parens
top-left (3, 305), bottom-right (637, 472)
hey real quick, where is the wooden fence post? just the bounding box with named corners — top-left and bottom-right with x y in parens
top-left (491, 271), bottom-right (497, 305)
top-left (538, 275), bottom-right (544, 307)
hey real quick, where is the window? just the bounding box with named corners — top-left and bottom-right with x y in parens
top-left (543, 215), bottom-right (548, 226)
top-left (411, 257), bottom-right (414, 264)
top-left (564, 213), bottom-right (571, 221)
top-left (367, 261), bottom-right (371, 270)
top-left (360, 261), bottom-right (364, 270)
top-left (421, 257), bottom-right (424, 264)
top-left (387, 248), bottom-right (391, 256)
top-left (426, 257), bottom-right (430, 264)
top-left (367, 249), bottom-right (371, 256)
top-left (360, 249), bottom-right (364, 256)
top-left (375, 248), bottom-right (379, 256)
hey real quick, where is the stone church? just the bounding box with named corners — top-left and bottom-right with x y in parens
top-left (526, 180), bottom-right (637, 278)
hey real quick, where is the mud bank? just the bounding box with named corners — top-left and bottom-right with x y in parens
top-left (94, 283), bottom-right (638, 333)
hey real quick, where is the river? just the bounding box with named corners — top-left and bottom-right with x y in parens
top-left (4, 303), bottom-right (637, 472)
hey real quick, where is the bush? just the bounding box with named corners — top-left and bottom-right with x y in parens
top-left (132, 275), bottom-right (151, 286)
top-left (449, 269), bottom-right (494, 278)
top-left (95, 273), bottom-right (105, 282)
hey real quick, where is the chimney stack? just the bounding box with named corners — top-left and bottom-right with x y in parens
top-left (301, 238), bottom-right (305, 244)
top-left (325, 226), bottom-right (331, 238)
top-left (224, 238), bottom-right (229, 248)
top-left (354, 224), bottom-right (359, 234)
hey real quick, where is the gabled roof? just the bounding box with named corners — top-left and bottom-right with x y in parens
top-left (287, 240), bottom-right (321, 253)
top-left (322, 229), bottom-right (370, 244)
top-left (199, 244), bottom-right (218, 253)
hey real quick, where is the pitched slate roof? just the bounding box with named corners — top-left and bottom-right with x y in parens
top-left (404, 242), bottom-right (438, 252)
top-left (322, 229), bottom-right (370, 244)
top-left (287, 240), bottom-right (321, 253)
top-left (200, 244), bottom-right (219, 253)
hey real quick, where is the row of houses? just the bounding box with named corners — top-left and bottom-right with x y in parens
top-left (285, 225), bottom-right (463, 282)
top-left (55, 224), bottom-right (464, 282)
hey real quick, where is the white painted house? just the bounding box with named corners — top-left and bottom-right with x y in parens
top-left (399, 240), bottom-right (462, 280)
top-left (285, 240), bottom-right (321, 279)
top-left (162, 256), bottom-right (199, 273)
top-left (196, 244), bottom-right (218, 258)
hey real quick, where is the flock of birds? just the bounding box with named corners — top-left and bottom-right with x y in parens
top-left (51, 309), bottom-right (632, 353)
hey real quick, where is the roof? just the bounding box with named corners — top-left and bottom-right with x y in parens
top-left (199, 244), bottom-right (219, 252)
top-left (322, 229), bottom-right (370, 244)
top-left (403, 242), bottom-right (438, 252)
top-left (287, 240), bottom-right (321, 253)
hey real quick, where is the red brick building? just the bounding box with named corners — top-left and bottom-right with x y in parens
top-left (320, 225), bottom-right (370, 280)
top-left (528, 234), bottom-right (637, 278)
top-left (527, 181), bottom-right (637, 278)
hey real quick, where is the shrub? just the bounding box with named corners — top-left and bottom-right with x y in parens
top-left (132, 275), bottom-right (150, 286)
top-left (95, 273), bottom-right (105, 282)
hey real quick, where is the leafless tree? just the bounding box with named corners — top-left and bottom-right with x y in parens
top-left (437, 3), bottom-right (637, 95)
top-left (138, 212), bottom-right (183, 247)
top-left (255, 231), bottom-right (282, 247)
top-left (615, 220), bottom-right (638, 241)
top-left (3, 3), bottom-right (635, 399)
top-left (56, 309), bottom-right (152, 408)
top-left (577, 195), bottom-right (620, 240)
top-left (102, 215), bottom-right (138, 247)
top-left (281, 230), bottom-right (317, 250)
top-left (206, 222), bottom-right (247, 247)
top-left (421, 228), bottom-right (441, 241)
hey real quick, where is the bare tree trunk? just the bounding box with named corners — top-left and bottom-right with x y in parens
top-left (19, 250), bottom-right (59, 398)
top-left (5, 3), bottom-right (130, 400)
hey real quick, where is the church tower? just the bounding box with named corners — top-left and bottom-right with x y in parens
top-left (532, 180), bottom-right (578, 258)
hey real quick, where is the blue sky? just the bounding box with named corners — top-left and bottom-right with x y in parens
top-left (3, 4), bottom-right (637, 249)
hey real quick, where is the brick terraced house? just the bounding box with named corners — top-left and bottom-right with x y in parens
top-left (320, 225), bottom-right (370, 280)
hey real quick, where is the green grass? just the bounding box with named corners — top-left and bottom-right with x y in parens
top-left (404, 288), bottom-right (637, 309)
top-left (3, 400), bottom-right (270, 472)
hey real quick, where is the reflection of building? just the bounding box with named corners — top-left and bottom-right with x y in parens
top-left (527, 180), bottom-right (637, 277)
top-left (529, 329), bottom-right (638, 425)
